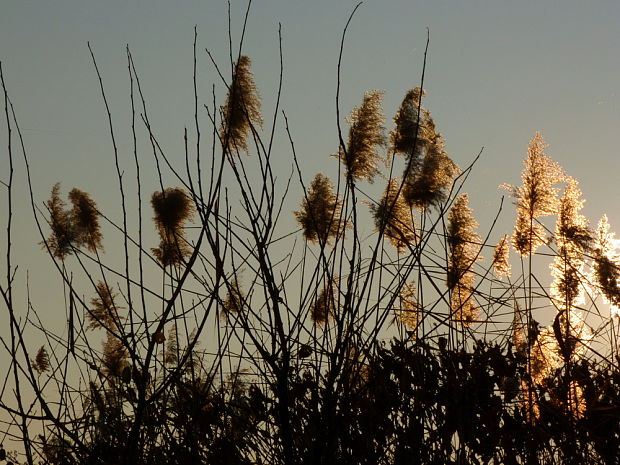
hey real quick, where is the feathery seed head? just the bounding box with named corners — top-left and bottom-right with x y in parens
top-left (310, 282), bottom-right (337, 326)
top-left (152, 233), bottom-right (193, 267)
top-left (151, 188), bottom-right (195, 234)
top-left (404, 147), bottom-right (459, 209)
top-left (395, 281), bottom-right (420, 333)
top-left (550, 179), bottom-right (590, 310)
top-left (68, 188), bottom-right (103, 253)
top-left (151, 187), bottom-right (194, 267)
top-left (593, 215), bottom-right (620, 310)
top-left (492, 235), bottom-right (511, 278)
top-left (447, 194), bottom-right (481, 326)
top-left (222, 276), bottom-right (245, 319)
top-left (87, 281), bottom-right (123, 331)
top-left (32, 346), bottom-right (50, 374)
top-left (555, 179), bottom-right (591, 250)
top-left (44, 183), bottom-right (78, 260)
top-left (102, 332), bottom-right (128, 379)
top-left (295, 174), bottom-right (347, 245)
top-left (43, 184), bottom-right (104, 259)
top-left (391, 87), bottom-right (425, 159)
top-left (220, 55), bottom-right (263, 154)
top-left (390, 88), bottom-right (460, 209)
top-left (370, 178), bottom-right (416, 252)
top-left (339, 90), bottom-right (386, 182)
top-left (512, 303), bottom-right (527, 354)
top-left (447, 194), bottom-right (480, 259)
top-left (530, 325), bottom-right (563, 386)
top-left (451, 283), bottom-right (479, 326)
top-left (164, 324), bottom-right (179, 365)
top-left (530, 311), bottom-right (591, 386)
top-left (511, 132), bottom-right (565, 256)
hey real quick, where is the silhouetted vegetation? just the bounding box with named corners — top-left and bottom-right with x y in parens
top-left (2, 4), bottom-right (620, 465)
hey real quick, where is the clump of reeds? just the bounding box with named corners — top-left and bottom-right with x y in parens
top-left (528, 311), bottom-right (591, 394)
top-left (295, 174), bottom-right (346, 245)
top-left (151, 187), bottom-right (195, 267)
top-left (338, 90), bottom-right (386, 182)
top-left (447, 194), bottom-right (481, 325)
top-left (507, 132), bottom-right (565, 256)
top-left (370, 178), bottom-right (416, 252)
top-left (220, 55), bottom-right (263, 154)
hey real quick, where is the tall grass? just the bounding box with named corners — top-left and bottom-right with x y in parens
top-left (1, 6), bottom-right (620, 465)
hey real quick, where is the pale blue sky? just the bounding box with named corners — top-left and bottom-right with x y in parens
top-left (2, 1), bottom-right (619, 204)
top-left (2, 0), bottom-right (620, 327)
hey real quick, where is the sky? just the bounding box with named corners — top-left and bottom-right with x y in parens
top-left (2, 0), bottom-right (620, 351)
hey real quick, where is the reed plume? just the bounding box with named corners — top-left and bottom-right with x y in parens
top-left (390, 88), bottom-right (459, 209)
top-left (403, 143), bottom-right (459, 209)
top-left (44, 184), bottom-right (104, 259)
top-left (151, 187), bottom-right (195, 267)
top-left (447, 194), bottom-right (481, 325)
top-left (550, 179), bottom-right (590, 310)
top-left (492, 234), bottom-right (511, 278)
top-left (164, 324), bottom-right (178, 365)
top-left (151, 187), bottom-right (195, 232)
top-left (526, 311), bottom-right (591, 420)
top-left (101, 332), bottom-right (128, 378)
top-left (338, 90), bottom-right (386, 182)
top-left (512, 302), bottom-right (527, 354)
top-left (529, 325), bottom-right (563, 386)
top-left (44, 183), bottom-right (78, 260)
top-left (395, 281), bottom-right (419, 333)
top-left (32, 346), bottom-right (50, 374)
top-left (370, 178), bottom-right (416, 252)
top-left (508, 132), bottom-right (565, 256)
top-left (390, 87), bottom-right (425, 163)
top-left (87, 281), bottom-right (123, 331)
top-left (295, 174), bottom-right (346, 245)
top-left (309, 281), bottom-right (337, 326)
top-left (68, 188), bottom-right (103, 253)
top-left (560, 380), bottom-right (586, 420)
top-left (222, 275), bottom-right (245, 319)
top-left (552, 309), bottom-right (592, 363)
top-left (530, 311), bottom-right (591, 383)
top-left (592, 215), bottom-right (620, 310)
top-left (220, 55), bottom-right (263, 153)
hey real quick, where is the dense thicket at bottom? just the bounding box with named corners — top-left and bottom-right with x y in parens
top-left (2, 16), bottom-right (620, 465)
top-left (48, 341), bottom-right (620, 465)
